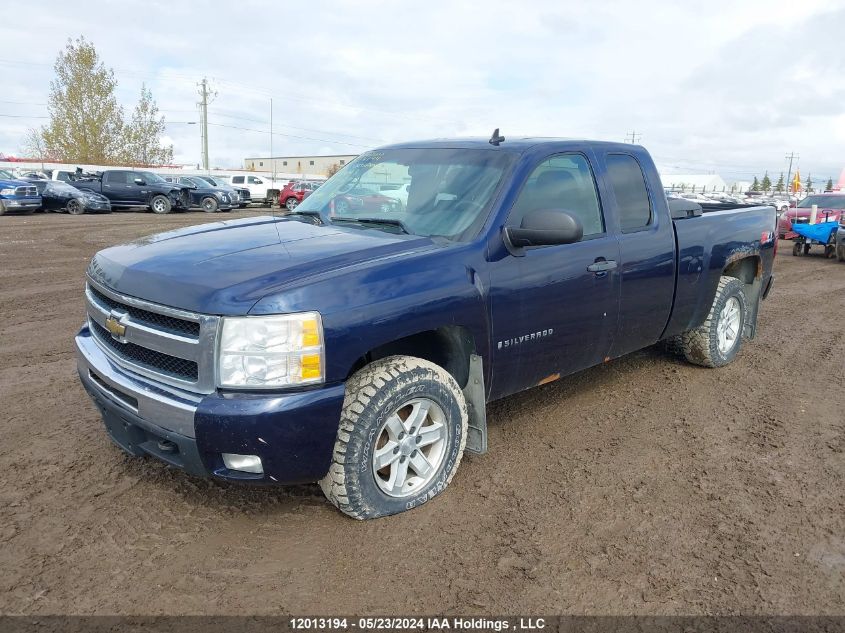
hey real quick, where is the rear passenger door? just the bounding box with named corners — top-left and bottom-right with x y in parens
top-left (102, 171), bottom-right (130, 202)
top-left (597, 152), bottom-right (676, 358)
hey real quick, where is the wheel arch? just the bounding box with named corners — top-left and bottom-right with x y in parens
top-left (722, 253), bottom-right (764, 339)
top-left (346, 325), bottom-right (477, 388)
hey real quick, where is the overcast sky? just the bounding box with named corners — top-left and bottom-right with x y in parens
top-left (1, 0), bottom-right (843, 183)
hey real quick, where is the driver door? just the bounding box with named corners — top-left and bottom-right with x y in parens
top-left (487, 152), bottom-right (621, 399)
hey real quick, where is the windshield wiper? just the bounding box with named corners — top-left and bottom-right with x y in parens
top-left (333, 216), bottom-right (411, 234)
top-left (287, 209), bottom-right (327, 224)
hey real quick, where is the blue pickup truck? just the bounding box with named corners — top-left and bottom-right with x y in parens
top-left (0, 169), bottom-right (42, 215)
top-left (75, 137), bottom-right (776, 519)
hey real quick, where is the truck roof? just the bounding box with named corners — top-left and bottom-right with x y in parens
top-left (377, 137), bottom-right (640, 153)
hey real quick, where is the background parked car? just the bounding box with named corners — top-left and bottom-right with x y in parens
top-left (777, 193), bottom-right (845, 239)
top-left (379, 183), bottom-right (410, 209)
top-left (279, 180), bottom-right (320, 210)
top-left (161, 175), bottom-right (233, 212)
top-left (0, 170), bottom-right (41, 215)
top-left (195, 175), bottom-right (251, 208)
top-left (228, 174), bottom-right (280, 205)
top-left (331, 186), bottom-right (402, 214)
top-left (24, 178), bottom-right (111, 215)
top-left (73, 170), bottom-right (191, 214)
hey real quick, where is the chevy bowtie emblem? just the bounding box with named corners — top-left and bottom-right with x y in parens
top-left (105, 313), bottom-right (127, 339)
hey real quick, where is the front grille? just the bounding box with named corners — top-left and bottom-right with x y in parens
top-left (89, 285), bottom-right (200, 337)
top-left (90, 320), bottom-right (199, 381)
top-left (15, 186), bottom-right (37, 197)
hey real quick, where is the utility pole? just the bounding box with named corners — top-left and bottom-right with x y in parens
top-left (197, 78), bottom-right (216, 172)
top-left (625, 130), bottom-right (642, 144)
top-left (270, 98), bottom-right (274, 186)
top-left (785, 151), bottom-right (799, 198)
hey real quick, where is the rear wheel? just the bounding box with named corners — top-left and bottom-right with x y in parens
top-left (201, 196), bottom-right (219, 213)
top-left (66, 199), bottom-right (84, 215)
top-left (679, 276), bottom-right (748, 368)
top-left (0, 201), bottom-right (7, 216)
top-left (837, 244), bottom-right (845, 262)
top-left (150, 195), bottom-right (172, 214)
top-left (804, 243), bottom-right (811, 255)
top-left (320, 356), bottom-right (468, 520)
top-left (792, 242), bottom-right (801, 256)
top-left (285, 197), bottom-right (299, 210)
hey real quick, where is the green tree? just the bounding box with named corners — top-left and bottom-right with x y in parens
top-left (42, 37), bottom-right (126, 163)
top-left (774, 172), bottom-right (785, 193)
top-left (751, 176), bottom-right (760, 192)
top-left (122, 84), bottom-right (173, 166)
top-left (760, 171), bottom-right (771, 192)
top-left (825, 178), bottom-right (834, 191)
top-left (805, 174), bottom-right (813, 192)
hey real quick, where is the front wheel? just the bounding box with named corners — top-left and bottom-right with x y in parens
top-left (792, 242), bottom-right (802, 256)
top-left (837, 243), bottom-right (845, 262)
top-left (285, 197), bottom-right (299, 211)
top-left (66, 199), bottom-right (84, 215)
top-left (150, 195), bottom-right (172, 214)
top-left (320, 356), bottom-right (468, 520)
top-left (679, 275), bottom-right (748, 368)
top-left (201, 196), bottom-right (219, 213)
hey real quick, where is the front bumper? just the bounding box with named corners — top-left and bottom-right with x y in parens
top-left (76, 325), bottom-right (345, 484)
top-left (2, 197), bottom-right (41, 208)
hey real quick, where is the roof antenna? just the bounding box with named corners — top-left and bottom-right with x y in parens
top-left (489, 128), bottom-right (505, 146)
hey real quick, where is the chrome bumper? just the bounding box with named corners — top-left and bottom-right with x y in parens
top-left (75, 325), bottom-right (202, 438)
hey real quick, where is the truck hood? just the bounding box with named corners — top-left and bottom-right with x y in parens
top-left (0, 178), bottom-right (34, 188)
top-left (88, 215), bottom-right (436, 314)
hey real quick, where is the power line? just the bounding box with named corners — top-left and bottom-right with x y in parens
top-left (206, 122), bottom-right (371, 148)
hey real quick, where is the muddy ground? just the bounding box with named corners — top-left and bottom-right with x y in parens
top-left (0, 210), bottom-right (842, 615)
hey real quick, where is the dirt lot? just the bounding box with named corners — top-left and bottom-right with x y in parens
top-left (0, 210), bottom-right (842, 616)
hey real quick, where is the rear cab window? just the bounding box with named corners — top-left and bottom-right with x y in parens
top-left (605, 154), bottom-right (652, 232)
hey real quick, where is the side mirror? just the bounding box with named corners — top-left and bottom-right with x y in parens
top-left (134, 178), bottom-right (145, 185)
top-left (503, 209), bottom-right (583, 255)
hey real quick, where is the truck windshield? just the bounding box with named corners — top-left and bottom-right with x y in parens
top-left (797, 195), bottom-right (845, 209)
top-left (0, 169), bottom-right (12, 179)
top-left (293, 148), bottom-right (513, 239)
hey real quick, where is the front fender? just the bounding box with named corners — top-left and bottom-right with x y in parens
top-left (248, 244), bottom-right (491, 384)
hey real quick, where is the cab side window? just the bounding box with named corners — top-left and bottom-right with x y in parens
top-left (606, 154), bottom-right (652, 232)
top-left (248, 176), bottom-right (262, 184)
top-left (105, 172), bottom-right (127, 185)
top-left (508, 154), bottom-right (604, 237)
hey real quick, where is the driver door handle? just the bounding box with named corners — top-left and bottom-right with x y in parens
top-left (587, 259), bottom-right (618, 273)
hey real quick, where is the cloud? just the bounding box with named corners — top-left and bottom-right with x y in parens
top-left (0, 0), bottom-right (843, 182)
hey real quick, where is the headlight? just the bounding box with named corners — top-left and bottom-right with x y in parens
top-left (217, 312), bottom-right (324, 388)
top-left (0, 188), bottom-right (14, 195)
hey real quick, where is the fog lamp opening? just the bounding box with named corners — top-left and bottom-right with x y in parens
top-left (222, 453), bottom-right (264, 474)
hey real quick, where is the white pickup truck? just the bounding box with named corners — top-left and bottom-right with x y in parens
top-left (227, 174), bottom-right (283, 205)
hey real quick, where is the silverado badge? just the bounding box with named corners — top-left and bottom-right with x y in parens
top-left (105, 313), bottom-right (127, 339)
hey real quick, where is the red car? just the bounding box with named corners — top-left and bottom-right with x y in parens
top-left (330, 187), bottom-right (402, 215)
top-left (778, 193), bottom-right (845, 239)
top-left (280, 180), bottom-right (320, 211)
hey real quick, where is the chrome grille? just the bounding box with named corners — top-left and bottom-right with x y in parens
top-left (90, 320), bottom-right (198, 381)
top-left (85, 279), bottom-right (219, 393)
top-left (15, 186), bottom-right (37, 197)
top-left (88, 285), bottom-right (200, 336)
